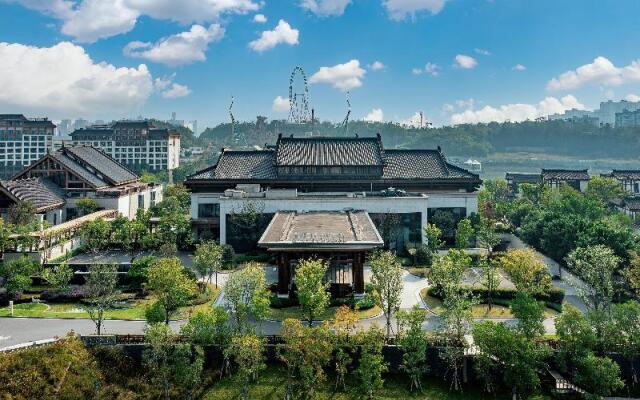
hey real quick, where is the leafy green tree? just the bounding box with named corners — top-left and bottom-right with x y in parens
top-left (428, 249), bottom-right (470, 297)
top-left (626, 252), bottom-right (640, 297)
top-left (79, 218), bottom-right (111, 254)
top-left (146, 257), bottom-right (197, 324)
top-left (475, 217), bottom-right (500, 255)
top-left (608, 301), bottom-right (640, 383)
top-left (331, 305), bottom-right (358, 391)
top-left (431, 209), bottom-right (456, 238)
top-left (7, 201), bottom-right (37, 226)
top-left (224, 262), bottom-right (270, 332)
top-left (554, 305), bottom-right (596, 372)
top-left (224, 334), bottom-right (265, 400)
top-left (0, 218), bottom-right (12, 255)
top-left (585, 176), bottom-right (625, 206)
top-left (424, 223), bottom-right (444, 252)
top-left (0, 256), bottom-right (36, 298)
top-left (76, 197), bottom-right (98, 216)
top-left (128, 255), bottom-right (155, 290)
top-left (354, 326), bottom-right (388, 399)
top-left (163, 184), bottom-right (191, 212)
top-left (481, 257), bottom-right (501, 310)
top-left (566, 245), bottom-right (619, 313)
top-left (155, 196), bottom-right (192, 250)
top-left (510, 292), bottom-right (545, 338)
top-left (112, 215), bottom-right (147, 260)
top-left (574, 354), bottom-right (624, 399)
top-left (397, 306), bottom-right (428, 392)
top-left (43, 262), bottom-right (74, 293)
top-left (369, 250), bottom-right (403, 339)
top-left (228, 201), bottom-right (268, 251)
top-left (454, 218), bottom-right (474, 249)
top-left (295, 258), bottom-right (330, 326)
top-left (83, 264), bottom-right (119, 335)
top-left (278, 318), bottom-right (334, 399)
top-left (193, 240), bottom-right (224, 286)
top-left (497, 248), bottom-right (551, 295)
top-left (180, 306), bottom-right (231, 346)
top-left (145, 300), bottom-right (167, 324)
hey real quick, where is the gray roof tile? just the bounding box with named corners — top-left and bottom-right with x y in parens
top-left (0, 178), bottom-right (65, 212)
top-left (61, 146), bottom-right (138, 185)
top-left (276, 136), bottom-right (384, 166)
top-left (542, 169), bottom-right (590, 181)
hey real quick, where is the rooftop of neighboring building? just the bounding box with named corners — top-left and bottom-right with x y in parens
top-left (541, 169), bottom-right (590, 181)
top-left (0, 177), bottom-right (65, 212)
top-left (0, 114), bottom-right (56, 128)
top-left (505, 172), bottom-right (543, 183)
top-left (70, 121), bottom-right (179, 139)
top-left (602, 170), bottom-right (640, 180)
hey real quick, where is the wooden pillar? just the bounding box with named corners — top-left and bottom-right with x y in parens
top-left (352, 252), bottom-right (365, 297)
top-left (277, 252), bottom-right (291, 298)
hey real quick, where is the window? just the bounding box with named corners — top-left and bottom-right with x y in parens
top-left (198, 203), bottom-right (219, 218)
top-left (634, 183), bottom-right (639, 193)
top-left (138, 194), bottom-right (145, 208)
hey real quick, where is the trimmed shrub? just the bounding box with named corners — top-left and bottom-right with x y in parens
top-left (427, 286), bottom-right (565, 305)
top-left (40, 285), bottom-right (86, 303)
top-left (144, 300), bottom-right (166, 324)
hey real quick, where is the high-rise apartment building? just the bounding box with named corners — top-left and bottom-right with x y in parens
top-left (0, 114), bottom-right (56, 178)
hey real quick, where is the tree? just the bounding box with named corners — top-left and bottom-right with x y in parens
top-left (83, 264), bottom-right (119, 335)
top-left (475, 217), bottom-right (500, 255)
top-left (146, 257), bottom-right (197, 324)
top-left (7, 201), bottom-right (37, 226)
top-left (511, 292), bottom-right (545, 338)
top-left (574, 354), bottom-right (624, 399)
top-left (585, 176), bottom-right (625, 206)
top-left (112, 214), bottom-right (147, 261)
top-left (497, 248), bottom-right (551, 295)
top-left (278, 318), bottom-right (334, 399)
top-left (369, 250), bottom-right (403, 339)
top-left (0, 218), bottom-right (11, 256)
top-left (43, 262), bottom-right (74, 293)
top-left (224, 262), bottom-right (270, 332)
top-left (481, 257), bottom-right (501, 311)
top-left (566, 245), bottom-right (619, 313)
top-left (627, 251), bottom-right (640, 297)
top-left (143, 323), bottom-right (203, 400)
top-left (295, 258), bottom-right (330, 326)
top-left (331, 305), bottom-right (358, 391)
top-left (424, 223), bottom-right (444, 252)
top-left (163, 184), bottom-right (191, 212)
top-left (224, 334), bottom-right (265, 400)
top-left (455, 218), bottom-right (474, 249)
top-left (397, 305), bottom-right (428, 392)
top-left (128, 255), bottom-right (155, 290)
top-left (0, 256), bottom-right (36, 298)
top-left (228, 201), bottom-right (267, 252)
top-left (554, 305), bottom-right (596, 372)
top-left (155, 196), bottom-right (192, 250)
top-left (76, 197), bottom-right (98, 216)
top-left (473, 321), bottom-right (549, 397)
top-left (193, 240), bottom-right (224, 287)
top-left (180, 306), bottom-right (231, 346)
top-left (374, 213), bottom-right (400, 250)
top-left (431, 209), bottom-right (456, 238)
top-left (79, 218), bottom-right (111, 254)
top-left (354, 326), bottom-right (388, 399)
top-left (428, 249), bottom-right (470, 297)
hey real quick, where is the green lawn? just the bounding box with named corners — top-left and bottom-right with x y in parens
top-left (202, 366), bottom-right (519, 400)
top-left (0, 286), bottom-right (221, 320)
top-left (267, 305), bottom-right (382, 321)
top-left (419, 288), bottom-right (559, 319)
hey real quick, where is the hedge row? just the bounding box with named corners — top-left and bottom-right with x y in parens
top-left (427, 286), bottom-right (565, 305)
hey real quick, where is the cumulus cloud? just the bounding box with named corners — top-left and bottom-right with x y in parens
top-left (7, 0), bottom-right (259, 42)
top-left (625, 94), bottom-right (640, 102)
top-left (411, 68), bottom-right (423, 75)
top-left (0, 41), bottom-right (154, 116)
top-left (401, 111), bottom-right (430, 128)
top-left (450, 95), bottom-right (585, 125)
top-left (272, 95), bottom-right (291, 112)
top-left (412, 62), bottom-right (439, 76)
top-left (310, 59), bottom-right (366, 91)
top-left (160, 83), bottom-right (191, 98)
top-left (253, 13), bottom-right (267, 23)
top-left (547, 56), bottom-right (640, 91)
top-left (300, 0), bottom-right (351, 16)
top-left (383, 0), bottom-right (448, 20)
top-left (454, 54), bottom-right (477, 69)
top-left (369, 61), bottom-right (386, 71)
top-left (124, 24), bottom-right (224, 67)
top-left (249, 19), bottom-right (299, 52)
top-left (513, 64), bottom-right (526, 71)
top-left (363, 108), bottom-right (384, 122)
top-left (474, 48), bottom-right (490, 56)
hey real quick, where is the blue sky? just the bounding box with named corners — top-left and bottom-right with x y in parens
top-left (1, 0), bottom-right (640, 130)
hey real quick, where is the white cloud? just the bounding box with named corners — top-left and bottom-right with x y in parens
top-left (547, 56), bottom-right (640, 91)
top-left (253, 13), bottom-right (267, 23)
top-left (363, 108), bottom-right (384, 122)
top-left (272, 95), bottom-right (291, 112)
top-left (454, 54), bottom-right (477, 69)
top-left (411, 68), bottom-right (423, 75)
top-left (124, 24), bottom-right (224, 67)
top-left (474, 48), bottom-right (490, 56)
top-left (369, 61), bottom-right (386, 71)
top-left (0, 41), bottom-right (153, 116)
top-left (450, 95), bottom-right (585, 125)
top-left (249, 19), bottom-right (299, 52)
top-left (160, 83), bottom-right (191, 98)
top-left (401, 111), bottom-right (430, 128)
top-left (425, 62), bottom-right (439, 76)
top-left (625, 94), bottom-right (640, 102)
top-left (123, 0), bottom-right (260, 24)
top-left (310, 59), bottom-right (366, 91)
top-left (441, 103), bottom-right (454, 113)
top-left (300, 0), bottom-right (351, 16)
top-left (455, 98), bottom-right (475, 109)
top-left (7, 0), bottom-right (259, 42)
top-left (513, 64), bottom-right (526, 71)
top-left (383, 0), bottom-right (448, 20)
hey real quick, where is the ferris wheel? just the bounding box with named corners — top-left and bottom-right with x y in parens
top-left (288, 66), bottom-right (311, 124)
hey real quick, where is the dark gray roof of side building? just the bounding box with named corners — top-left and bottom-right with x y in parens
top-left (604, 170), bottom-right (640, 180)
top-left (505, 172), bottom-right (543, 183)
top-left (542, 169), bottom-right (590, 180)
top-left (190, 150), bottom-right (277, 180)
top-left (61, 146), bottom-right (138, 186)
top-left (383, 150), bottom-right (478, 180)
top-left (0, 178), bottom-right (65, 212)
top-left (276, 135), bottom-right (384, 166)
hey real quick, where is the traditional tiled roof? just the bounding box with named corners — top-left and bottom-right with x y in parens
top-left (541, 169), bottom-right (590, 181)
top-left (604, 170), bottom-right (640, 180)
top-left (259, 211), bottom-right (383, 249)
top-left (505, 172), bottom-right (542, 184)
top-left (112, 120), bottom-right (152, 129)
top-left (276, 135), bottom-right (384, 166)
top-left (58, 146), bottom-right (138, 186)
top-left (383, 150), bottom-right (478, 180)
top-left (621, 197), bottom-right (640, 211)
top-left (190, 150), bottom-right (276, 180)
top-left (0, 178), bottom-right (65, 212)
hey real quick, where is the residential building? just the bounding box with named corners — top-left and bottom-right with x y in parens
top-left (602, 170), bottom-right (640, 195)
top-left (69, 120), bottom-right (180, 173)
top-left (0, 114), bottom-right (56, 179)
top-left (505, 172), bottom-right (542, 196)
top-left (599, 100), bottom-right (640, 126)
top-left (541, 169), bottom-right (590, 192)
top-left (615, 108), bottom-right (640, 128)
top-left (10, 145), bottom-right (163, 221)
